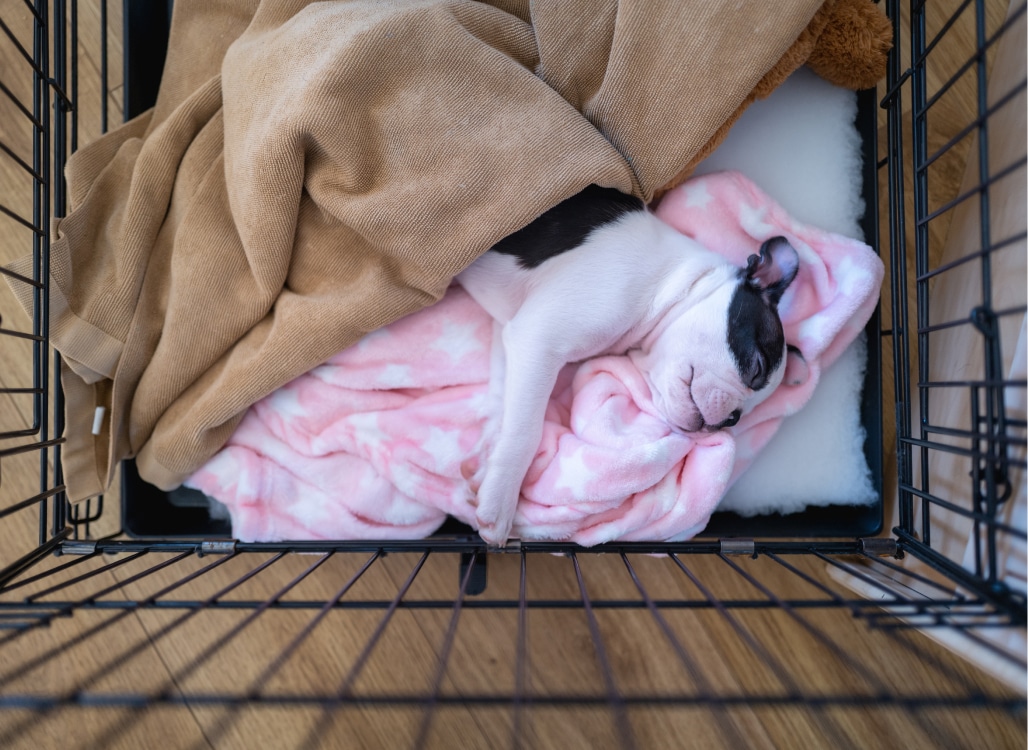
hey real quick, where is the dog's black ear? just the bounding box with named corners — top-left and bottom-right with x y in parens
top-left (744, 236), bottom-right (799, 306)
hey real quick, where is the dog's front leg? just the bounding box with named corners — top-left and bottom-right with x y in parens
top-left (473, 318), bottom-right (564, 546)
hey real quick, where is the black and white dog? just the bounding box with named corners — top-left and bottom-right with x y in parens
top-left (457, 184), bottom-right (800, 545)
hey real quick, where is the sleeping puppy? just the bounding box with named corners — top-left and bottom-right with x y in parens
top-left (456, 184), bottom-right (799, 545)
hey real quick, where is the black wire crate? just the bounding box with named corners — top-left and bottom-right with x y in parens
top-left (0, 0), bottom-right (1025, 747)
top-left (0, 542), bottom-right (1024, 748)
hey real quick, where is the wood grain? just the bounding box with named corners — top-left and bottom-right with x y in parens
top-left (0, 1), bottom-right (1024, 748)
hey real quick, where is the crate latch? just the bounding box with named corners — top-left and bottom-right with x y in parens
top-left (720, 539), bottom-right (755, 555)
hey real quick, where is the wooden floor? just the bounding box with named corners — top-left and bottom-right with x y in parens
top-left (0, 0), bottom-right (1025, 748)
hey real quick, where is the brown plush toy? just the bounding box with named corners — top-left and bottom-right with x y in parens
top-left (655, 0), bottom-right (893, 201)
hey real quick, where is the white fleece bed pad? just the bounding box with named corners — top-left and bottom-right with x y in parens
top-left (183, 66), bottom-right (880, 534)
top-left (700, 67), bottom-right (878, 516)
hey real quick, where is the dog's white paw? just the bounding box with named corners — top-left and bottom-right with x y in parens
top-left (472, 475), bottom-right (518, 547)
top-left (461, 414), bottom-right (498, 504)
top-left (476, 511), bottom-right (515, 547)
top-left (461, 447), bottom-right (517, 545)
top-left (460, 456), bottom-right (486, 503)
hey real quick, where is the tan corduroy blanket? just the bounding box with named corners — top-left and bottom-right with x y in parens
top-left (6, 0), bottom-right (825, 502)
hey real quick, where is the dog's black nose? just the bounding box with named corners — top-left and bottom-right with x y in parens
top-left (719, 409), bottom-right (742, 428)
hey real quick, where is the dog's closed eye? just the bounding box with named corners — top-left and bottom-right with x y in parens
top-left (746, 355), bottom-right (767, 390)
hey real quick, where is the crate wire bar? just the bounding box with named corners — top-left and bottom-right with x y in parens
top-left (0, 0), bottom-right (1025, 747)
top-left (885, 0), bottom-right (1028, 608)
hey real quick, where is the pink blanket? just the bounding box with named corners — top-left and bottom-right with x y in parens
top-left (185, 171), bottom-right (883, 544)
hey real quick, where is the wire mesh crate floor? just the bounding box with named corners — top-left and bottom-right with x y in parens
top-left (0, 0), bottom-right (1026, 747)
top-left (0, 544), bottom-right (1025, 749)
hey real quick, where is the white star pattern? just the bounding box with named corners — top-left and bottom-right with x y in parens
top-left (738, 201), bottom-right (775, 238)
top-left (798, 314), bottom-right (831, 346)
top-left (389, 461), bottom-right (422, 494)
top-left (353, 469), bottom-right (374, 493)
top-left (355, 326), bottom-right (391, 352)
top-left (835, 255), bottom-right (867, 297)
top-left (422, 425), bottom-right (464, 468)
top-left (553, 447), bottom-right (595, 498)
top-left (377, 363), bottom-right (412, 388)
top-left (683, 181), bottom-right (714, 209)
top-left (465, 391), bottom-right (489, 417)
top-left (266, 385), bottom-right (306, 418)
top-left (348, 412), bottom-right (389, 453)
top-left (427, 318), bottom-right (483, 363)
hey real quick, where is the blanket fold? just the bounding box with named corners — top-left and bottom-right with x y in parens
top-left (4, 0), bottom-right (825, 503)
top-left (186, 171), bottom-right (884, 544)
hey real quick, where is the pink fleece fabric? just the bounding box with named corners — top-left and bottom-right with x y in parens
top-left (185, 171), bottom-right (883, 544)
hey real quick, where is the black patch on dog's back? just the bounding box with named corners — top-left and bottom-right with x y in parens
top-left (492, 184), bottom-right (644, 269)
top-left (727, 283), bottom-right (786, 391)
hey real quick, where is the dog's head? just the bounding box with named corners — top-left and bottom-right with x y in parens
top-left (634, 236), bottom-right (800, 433)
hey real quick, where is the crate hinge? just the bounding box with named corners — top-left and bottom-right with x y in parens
top-left (719, 539), bottom-right (755, 555)
top-left (199, 540), bottom-right (237, 555)
top-left (859, 537), bottom-right (900, 557)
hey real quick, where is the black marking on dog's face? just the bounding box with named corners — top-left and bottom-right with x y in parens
top-left (492, 184), bottom-right (645, 269)
top-left (727, 284), bottom-right (786, 391)
top-left (727, 237), bottom-right (800, 390)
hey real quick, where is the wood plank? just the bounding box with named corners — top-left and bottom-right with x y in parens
top-left (0, 1), bottom-right (1023, 748)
